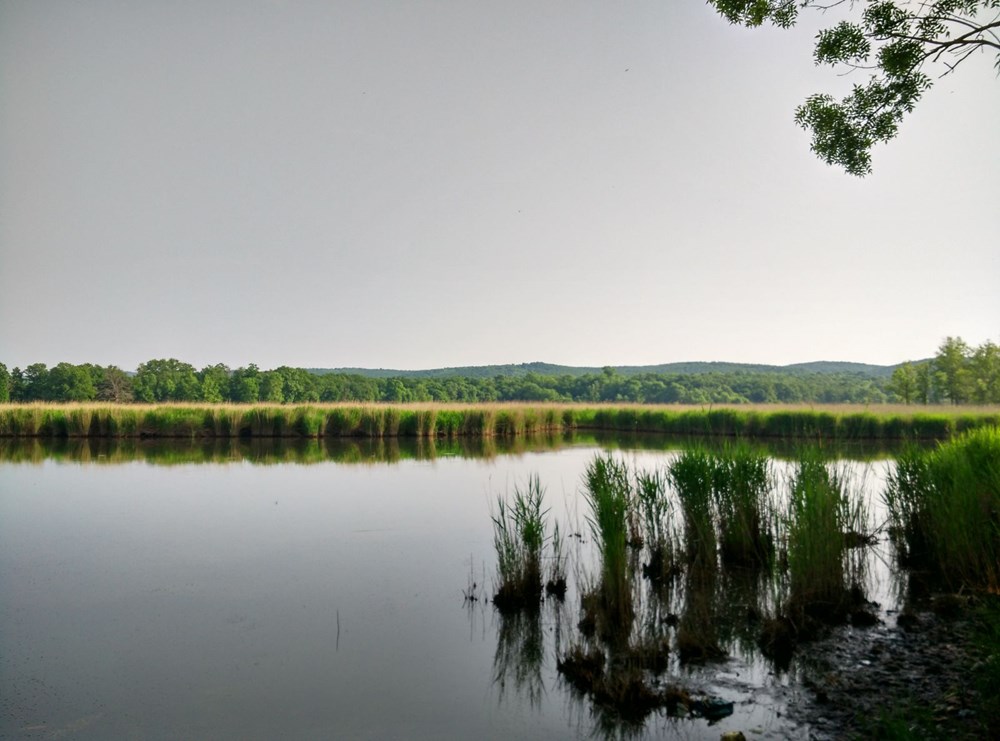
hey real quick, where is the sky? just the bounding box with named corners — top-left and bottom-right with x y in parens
top-left (1, 0), bottom-right (997, 372)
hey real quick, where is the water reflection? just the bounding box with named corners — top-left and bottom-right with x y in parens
top-left (0, 432), bottom-right (916, 466)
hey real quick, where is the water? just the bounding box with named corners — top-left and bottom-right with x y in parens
top-left (0, 438), bottom-right (896, 739)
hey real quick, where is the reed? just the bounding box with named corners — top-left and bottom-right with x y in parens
top-left (711, 445), bottom-right (774, 568)
top-left (669, 449), bottom-right (717, 568)
top-left (1, 402), bottom-right (997, 441)
top-left (491, 474), bottom-right (547, 612)
top-left (634, 467), bottom-right (676, 583)
top-left (784, 456), bottom-right (866, 620)
top-left (884, 426), bottom-right (1000, 591)
top-left (583, 454), bottom-right (635, 634)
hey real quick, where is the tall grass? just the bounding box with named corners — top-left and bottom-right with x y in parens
top-left (583, 455), bottom-right (635, 635)
top-left (784, 456), bottom-right (867, 620)
top-left (884, 426), bottom-right (1000, 591)
top-left (3, 402), bottom-right (997, 441)
top-left (492, 475), bottom-right (547, 612)
top-left (634, 467), bottom-right (675, 583)
top-left (711, 445), bottom-right (774, 568)
top-left (669, 449), bottom-right (717, 568)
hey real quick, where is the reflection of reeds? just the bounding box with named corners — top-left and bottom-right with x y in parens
top-left (492, 475), bottom-right (547, 612)
top-left (884, 426), bottom-right (1000, 591)
top-left (492, 609), bottom-right (544, 706)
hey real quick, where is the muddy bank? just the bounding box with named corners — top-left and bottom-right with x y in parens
top-left (785, 605), bottom-right (990, 739)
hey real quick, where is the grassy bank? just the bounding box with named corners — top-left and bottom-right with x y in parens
top-left (1, 402), bottom-right (997, 441)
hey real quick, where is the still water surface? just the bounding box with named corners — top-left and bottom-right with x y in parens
top-left (0, 438), bottom-right (893, 739)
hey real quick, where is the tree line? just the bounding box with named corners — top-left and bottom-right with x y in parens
top-left (1, 338), bottom-right (996, 405)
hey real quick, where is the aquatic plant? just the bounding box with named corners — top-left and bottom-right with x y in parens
top-left (633, 467), bottom-right (676, 583)
top-left (491, 474), bottom-right (547, 612)
top-left (669, 449), bottom-right (717, 568)
top-left (884, 426), bottom-right (1000, 591)
top-left (784, 455), bottom-right (868, 621)
top-left (582, 454), bottom-right (635, 633)
top-left (711, 445), bottom-right (774, 568)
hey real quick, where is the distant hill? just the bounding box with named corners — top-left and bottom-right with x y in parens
top-left (307, 360), bottom-right (913, 380)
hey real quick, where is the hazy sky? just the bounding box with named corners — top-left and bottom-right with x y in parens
top-left (1, 1), bottom-right (997, 371)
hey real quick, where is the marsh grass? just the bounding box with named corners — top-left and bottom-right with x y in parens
top-left (669, 449), bottom-right (717, 568)
top-left (634, 467), bottom-right (677, 583)
top-left (583, 455), bottom-right (635, 635)
top-left (784, 456), bottom-right (869, 622)
top-left (884, 426), bottom-right (1000, 591)
top-left (492, 475), bottom-right (547, 612)
top-left (3, 402), bottom-right (997, 441)
top-left (711, 445), bottom-right (774, 568)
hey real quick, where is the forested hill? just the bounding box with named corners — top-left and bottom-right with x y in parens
top-left (309, 360), bottom-right (906, 380)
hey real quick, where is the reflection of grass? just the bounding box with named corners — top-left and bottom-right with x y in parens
top-left (492, 609), bottom-right (544, 706)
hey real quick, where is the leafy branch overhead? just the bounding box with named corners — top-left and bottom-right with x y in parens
top-left (708, 1), bottom-right (1000, 175)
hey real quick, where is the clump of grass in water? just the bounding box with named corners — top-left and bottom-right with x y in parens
top-left (784, 455), bottom-right (867, 623)
top-left (712, 445), bottom-right (775, 568)
top-left (884, 426), bottom-right (1000, 592)
top-left (634, 467), bottom-right (676, 584)
top-left (669, 449), bottom-right (717, 569)
top-left (582, 454), bottom-right (635, 638)
top-left (491, 474), bottom-right (547, 612)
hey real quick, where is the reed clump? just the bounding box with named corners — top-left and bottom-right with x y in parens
top-left (491, 475), bottom-right (547, 613)
top-left (711, 445), bottom-right (774, 568)
top-left (582, 455), bottom-right (635, 636)
top-left (669, 449), bottom-right (717, 568)
top-left (634, 467), bottom-right (677, 584)
top-left (784, 456), bottom-right (868, 622)
top-left (884, 426), bottom-right (1000, 591)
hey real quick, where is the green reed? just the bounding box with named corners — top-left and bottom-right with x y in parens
top-left (492, 474), bottom-right (547, 612)
top-left (669, 449), bottom-right (717, 568)
top-left (711, 445), bottom-right (774, 568)
top-left (784, 456), bottom-right (867, 619)
top-left (583, 454), bottom-right (635, 632)
top-left (634, 467), bottom-right (675, 582)
top-left (884, 426), bottom-right (1000, 591)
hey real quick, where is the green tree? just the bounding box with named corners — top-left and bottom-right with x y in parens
top-left (21, 363), bottom-right (50, 401)
top-left (709, 1), bottom-right (1000, 175)
top-left (259, 371), bottom-right (285, 403)
top-left (229, 364), bottom-right (261, 403)
top-left (198, 364), bottom-right (231, 403)
top-left (888, 361), bottom-right (918, 403)
top-left (969, 340), bottom-right (1000, 403)
top-left (933, 336), bottom-right (973, 404)
top-left (47, 362), bottom-right (97, 401)
top-left (134, 359), bottom-right (200, 402)
top-left (0, 363), bottom-right (9, 402)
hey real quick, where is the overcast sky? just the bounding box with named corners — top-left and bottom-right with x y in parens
top-left (1, 0), bottom-right (997, 372)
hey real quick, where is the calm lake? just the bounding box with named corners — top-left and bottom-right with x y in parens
top-left (0, 436), bottom-right (896, 739)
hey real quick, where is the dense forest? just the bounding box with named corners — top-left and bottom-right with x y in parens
top-left (1, 337), bottom-right (996, 405)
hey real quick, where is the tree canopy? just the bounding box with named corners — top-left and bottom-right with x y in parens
top-left (708, 0), bottom-right (1000, 175)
